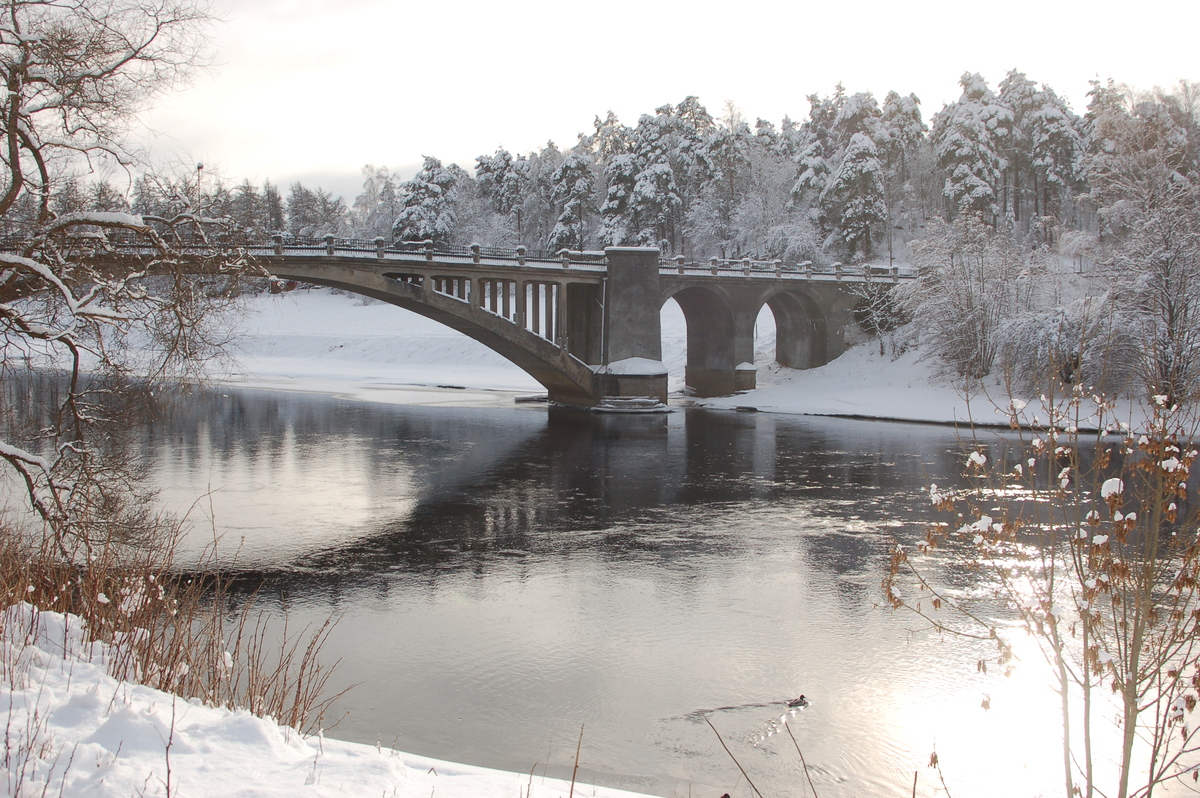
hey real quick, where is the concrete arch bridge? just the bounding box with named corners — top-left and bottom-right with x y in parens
top-left (89, 234), bottom-right (914, 409)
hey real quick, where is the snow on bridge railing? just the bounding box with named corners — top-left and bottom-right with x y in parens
top-left (660, 255), bottom-right (913, 281)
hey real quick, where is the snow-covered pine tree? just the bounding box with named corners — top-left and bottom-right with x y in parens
top-left (878, 91), bottom-right (927, 184)
top-left (475, 148), bottom-right (527, 240)
top-left (997, 70), bottom-right (1040, 222)
top-left (88, 182), bottom-right (130, 213)
top-left (597, 151), bottom-right (639, 246)
top-left (805, 86), bottom-right (845, 161)
top-left (1026, 85), bottom-right (1083, 222)
top-left (627, 109), bottom-right (681, 248)
top-left (518, 143), bottom-right (564, 250)
top-left (589, 111), bottom-right (631, 160)
top-left (831, 92), bottom-right (882, 153)
top-left (690, 121), bottom-right (753, 258)
top-left (546, 151), bottom-right (596, 251)
top-left (392, 156), bottom-right (462, 245)
top-left (821, 132), bottom-right (887, 260)
top-left (791, 128), bottom-right (830, 206)
top-left (50, 177), bottom-right (88, 216)
top-left (285, 183), bottom-right (319, 235)
top-left (931, 72), bottom-right (1012, 221)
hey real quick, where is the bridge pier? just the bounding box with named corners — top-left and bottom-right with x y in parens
top-left (732, 307), bottom-right (758, 393)
top-left (589, 247), bottom-right (668, 406)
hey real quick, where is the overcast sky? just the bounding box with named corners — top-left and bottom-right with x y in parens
top-left (134, 0), bottom-right (1199, 202)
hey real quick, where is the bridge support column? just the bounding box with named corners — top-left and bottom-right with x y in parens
top-left (595, 247), bottom-right (667, 405)
top-left (732, 305), bottom-right (758, 393)
top-left (514, 280), bottom-right (526, 328)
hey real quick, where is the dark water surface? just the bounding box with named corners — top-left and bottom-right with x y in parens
top-left (146, 389), bottom-right (1069, 797)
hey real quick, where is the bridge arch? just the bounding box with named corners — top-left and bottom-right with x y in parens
top-left (269, 261), bottom-right (600, 407)
top-left (662, 285), bottom-right (738, 397)
top-left (759, 287), bottom-right (829, 370)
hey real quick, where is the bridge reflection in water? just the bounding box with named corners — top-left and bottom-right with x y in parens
top-left (142, 387), bottom-right (1070, 798)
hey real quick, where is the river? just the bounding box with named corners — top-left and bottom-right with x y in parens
top-left (142, 387), bottom-right (1069, 797)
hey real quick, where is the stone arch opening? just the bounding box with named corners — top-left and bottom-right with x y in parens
top-left (271, 268), bottom-right (601, 406)
top-left (660, 296), bottom-right (687, 393)
top-left (752, 304), bottom-right (778, 366)
top-left (763, 290), bottom-right (828, 369)
top-left (664, 286), bottom-right (737, 397)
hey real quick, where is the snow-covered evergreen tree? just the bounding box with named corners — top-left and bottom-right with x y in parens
top-left (1026, 84), bottom-right (1082, 221)
top-left (821, 132), bottom-right (887, 260)
top-left (391, 156), bottom-right (461, 244)
top-left (518, 143), bottom-right (564, 250)
top-left (546, 151), bottom-right (595, 251)
top-left (263, 181), bottom-right (285, 233)
top-left (690, 121), bottom-right (753, 257)
top-left (878, 91), bottom-right (927, 183)
top-left (597, 151), bottom-right (639, 246)
top-left (831, 92), bottom-right (882, 152)
top-left (475, 148), bottom-right (527, 240)
top-left (791, 128), bottom-right (830, 207)
top-left (931, 72), bottom-right (1012, 220)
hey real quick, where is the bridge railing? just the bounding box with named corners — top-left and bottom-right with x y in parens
top-left (660, 255), bottom-right (913, 281)
top-left (1, 229), bottom-right (914, 281)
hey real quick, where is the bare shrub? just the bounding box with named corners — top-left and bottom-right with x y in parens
top-left (885, 389), bottom-right (1200, 798)
top-left (0, 522), bottom-right (344, 733)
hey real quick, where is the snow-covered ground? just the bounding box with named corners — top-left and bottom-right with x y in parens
top-left (0, 603), bottom-right (653, 798)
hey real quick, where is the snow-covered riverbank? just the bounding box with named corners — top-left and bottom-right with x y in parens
top-left (0, 603), bottom-right (653, 798)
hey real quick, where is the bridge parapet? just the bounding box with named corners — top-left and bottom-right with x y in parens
top-left (24, 231), bottom-right (916, 286)
top-left (659, 254), bottom-right (913, 283)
